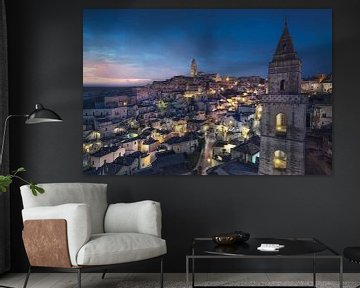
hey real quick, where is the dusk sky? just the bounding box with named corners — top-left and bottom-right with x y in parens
top-left (83, 9), bottom-right (332, 87)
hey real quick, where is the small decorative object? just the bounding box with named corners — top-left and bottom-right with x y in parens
top-left (233, 230), bottom-right (250, 242)
top-left (213, 230), bottom-right (250, 245)
top-left (257, 243), bottom-right (284, 252)
top-left (213, 233), bottom-right (238, 245)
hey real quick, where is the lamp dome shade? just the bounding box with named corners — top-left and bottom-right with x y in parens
top-left (25, 104), bottom-right (63, 124)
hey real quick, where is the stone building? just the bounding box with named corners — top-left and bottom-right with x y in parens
top-left (258, 20), bottom-right (308, 175)
top-left (190, 58), bottom-right (198, 77)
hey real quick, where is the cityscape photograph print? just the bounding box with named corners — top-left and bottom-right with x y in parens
top-left (83, 9), bottom-right (332, 176)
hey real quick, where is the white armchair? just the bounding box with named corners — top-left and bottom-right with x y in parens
top-left (20, 183), bottom-right (166, 288)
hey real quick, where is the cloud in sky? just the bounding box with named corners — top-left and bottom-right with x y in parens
top-left (83, 9), bottom-right (332, 87)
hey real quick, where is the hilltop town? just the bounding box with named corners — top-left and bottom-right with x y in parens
top-left (83, 24), bottom-right (332, 176)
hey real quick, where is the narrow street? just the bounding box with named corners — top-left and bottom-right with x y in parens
top-left (194, 131), bottom-right (217, 175)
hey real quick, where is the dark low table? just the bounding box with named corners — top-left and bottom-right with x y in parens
top-left (186, 237), bottom-right (342, 288)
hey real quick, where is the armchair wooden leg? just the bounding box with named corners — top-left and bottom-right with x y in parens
top-left (77, 269), bottom-right (81, 288)
top-left (23, 266), bottom-right (31, 288)
top-left (160, 257), bottom-right (164, 288)
top-left (101, 270), bottom-right (107, 279)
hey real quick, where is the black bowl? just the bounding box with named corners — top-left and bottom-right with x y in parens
top-left (212, 234), bottom-right (237, 245)
top-left (233, 230), bottom-right (250, 242)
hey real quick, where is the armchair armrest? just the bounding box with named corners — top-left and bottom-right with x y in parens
top-left (22, 203), bottom-right (91, 266)
top-left (104, 200), bottom-right (162, 237)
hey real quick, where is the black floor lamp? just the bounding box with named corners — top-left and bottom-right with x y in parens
top-left (0, 103), bottom-right (63, 167)
top-left (0, 103), bottom-right (62, 288)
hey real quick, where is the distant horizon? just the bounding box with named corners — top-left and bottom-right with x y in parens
top-left (83, 71), bottom-right (268, 87)
top-left (83, 9), bottom-right (332, 87)
top-left (83, 70), bottom-right (332, 88)
top-left (83, 64), bottom-right (275, 87)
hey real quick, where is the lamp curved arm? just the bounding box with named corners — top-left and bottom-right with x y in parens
top-left (0, 114), bottom-right (28, 168)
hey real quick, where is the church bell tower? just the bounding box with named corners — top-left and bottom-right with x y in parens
top-left (258, 19), bottom-right (308, 175)
top-left (190, 58), bottom-right (198, 77)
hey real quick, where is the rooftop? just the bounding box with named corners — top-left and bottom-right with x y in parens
top-left (165, 134), bottom-right (195, 145)
top-left (153, 152), bottom-right (186, 169)
top-left (113, 155), bottom-right (137, 166)
top-left (91, 146), bottom-right (119, 157)
top-left (233, 142), bottom-right (260, 155)
top-left (143, 137), bottom-right (158, 145)
top-left (207, 160), bottom-right (258, 176)
top-left (120, 136), bottom-right (140, 144)
top-left (213, 140), bottom-right (228, 148)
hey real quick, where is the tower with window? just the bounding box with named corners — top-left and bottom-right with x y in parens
top-left (190, 58), bottom-right (198, 77)
top-left (258, 20), bottom-right (307, 175)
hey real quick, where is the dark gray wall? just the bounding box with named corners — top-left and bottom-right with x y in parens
top-left (5, 0), bottom-right (360, 273)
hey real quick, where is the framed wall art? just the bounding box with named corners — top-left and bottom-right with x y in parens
top-left (83, 9), bottom-right (332, 176)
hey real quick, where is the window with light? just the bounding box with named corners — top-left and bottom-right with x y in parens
top-left (273, 150), bottom-right (287, 170)
top-left (275, 113), bottom-right (287, 134)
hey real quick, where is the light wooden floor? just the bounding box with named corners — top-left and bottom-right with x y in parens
top-left (0, 273), bottom-right (359, 288)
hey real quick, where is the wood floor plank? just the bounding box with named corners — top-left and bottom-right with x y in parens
top-left (0, 273), bottom-right (26, 286)
top-left (1, 273), bottom-right (360, 288)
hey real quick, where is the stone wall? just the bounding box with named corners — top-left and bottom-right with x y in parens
top-left (259, 94), bottom-right (307, 175)
top-left (260, 97), bottom-right (307, 141)
top-left (268, 59), bottom-right (302, 95)
top-left (259, 135), bottom-right (305, 175)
